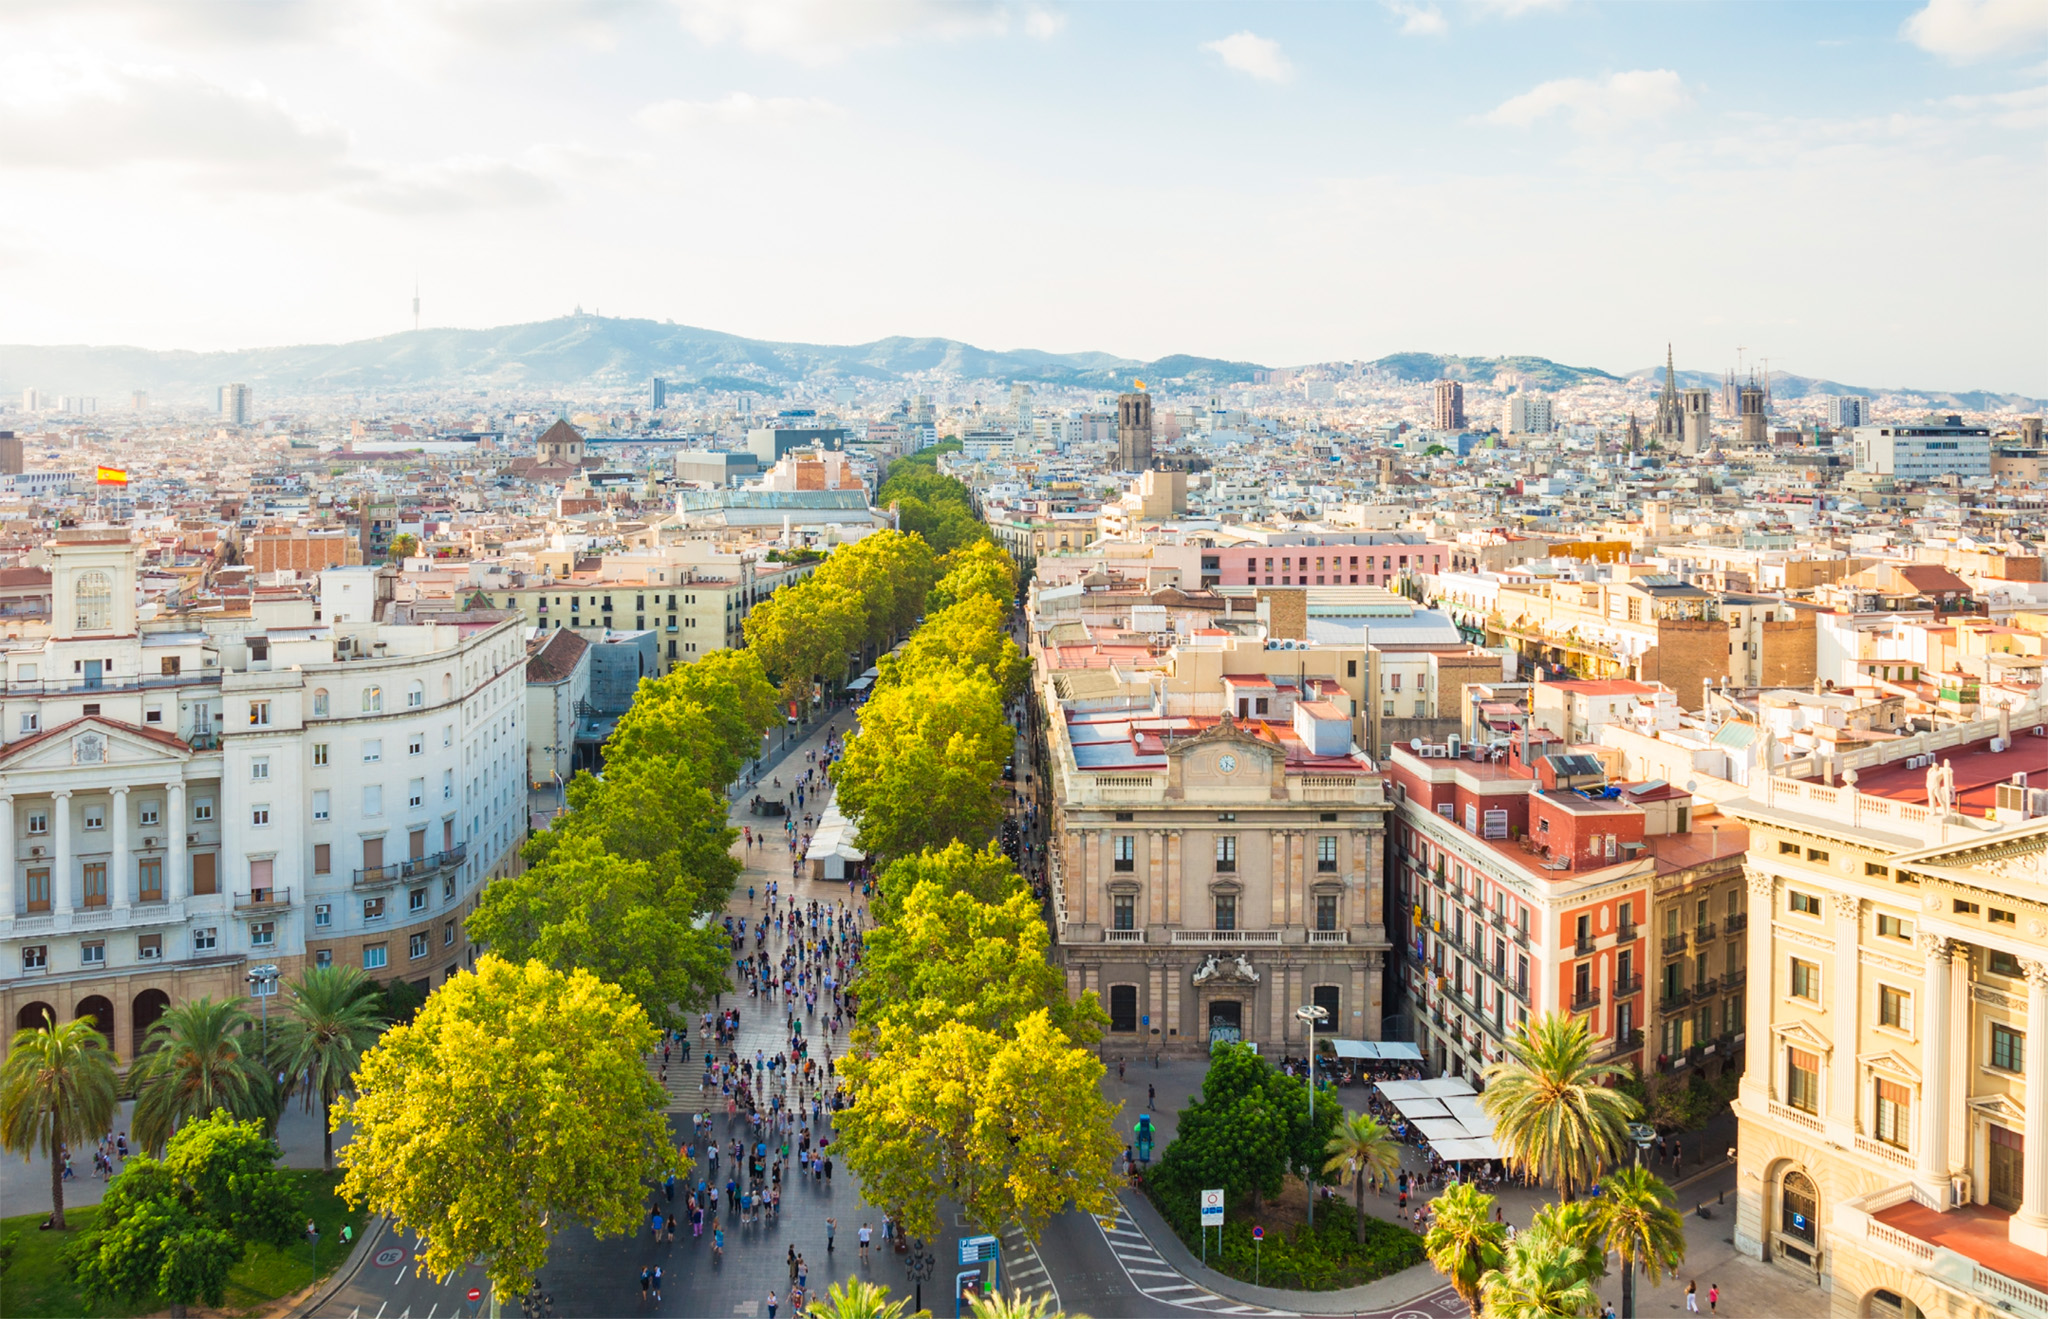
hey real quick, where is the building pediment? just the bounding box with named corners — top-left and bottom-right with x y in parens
top-left (1893, 819), bottom-right (2048, 883)
top-left (0, 717), bottom-right (197, 779)
top-left (1970, 1092), bottom-right (2027, 1126)
top-left (1857, 1048), bottom-right (1921, 1083)
top-left (1771, 1018), bottom-right (1833, 1053)
top-left (1167, 712), bottom-right (1281, 800)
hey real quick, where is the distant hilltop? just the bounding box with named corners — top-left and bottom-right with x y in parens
top-left (0, 316), bottom-right (2036, 411)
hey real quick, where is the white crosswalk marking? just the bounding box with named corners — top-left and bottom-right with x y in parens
top-left (995, 1221), bottom-right (1059, 1313)
top-left (1090, 1206), bottom-right (1297, 1316)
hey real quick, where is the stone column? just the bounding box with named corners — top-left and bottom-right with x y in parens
top-left (1147, 830), bottom-right (1165, 926)
top-left (1288, 831), bottom-right (1305, 927)
top-left (110, 787), bottom-right (130, 912)
top-left (1165, 831), bottom-right (1182, 926)
top-left (0, 796), bottom-right (12, 917)
top-left (1741, 866), bottom-right (1775, 1106)
top-left (1083, 832), bottom-right (1100, 928)
top-left (1914, 935), bottom-right (1957, 1209)
top-left (51, 791), bottom-right (72, 915)
top-left (2012, 961), bottom-right (2048, 1252)
top-left (1829, 893), bottom-right (1862, 1139)
top-left (166, 782), bottom-right (187, 901)
top-left (1269, 832), bottom-right (1288, 926)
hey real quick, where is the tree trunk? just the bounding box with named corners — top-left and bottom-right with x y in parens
top-left (1354, 1174), bottom-right (1366, 1243)
top-left (321, 1089), bottom-right (334, 1171)
top-left (1621, 1256), bottom-right (1635, 1319)
top-left (48, 1134), bottom-right (66, 1229)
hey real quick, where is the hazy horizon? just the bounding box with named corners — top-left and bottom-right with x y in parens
top-left (1, 0), bottom-right (2043, 392)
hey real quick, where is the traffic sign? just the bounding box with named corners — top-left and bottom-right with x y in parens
top-left (1200, 1188), bottom-right (1224, 1227)
top-left (467, 1288), bottom-right (483, 1302)
top-left (1252, 1225), bottom-right (1264, 1241)
top-left (959, 1234), bottom-right (999, 1264)
top-left (374, 1247), bottom-right (406, 1268)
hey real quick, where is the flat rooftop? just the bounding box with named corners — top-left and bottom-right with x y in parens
top-left (1820, 731), bottom-right (2048, 818)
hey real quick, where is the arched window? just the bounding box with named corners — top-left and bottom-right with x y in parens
top-left (1781, 1170), bottom-right (1818, 1243)
top-left (408, 680), bottom-right (425, 708)
top-left (75, 571), bottom-right (113, 632)
top-left (312, 688), bottom-right (329, 718)
top-left (363, 686), bottom-right (383, 714)
top-left (442, 673), bottom-right (453, 701)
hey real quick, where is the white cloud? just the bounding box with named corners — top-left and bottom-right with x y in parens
top-left (1385, 3), bottom-right (1449, 37)
top-left (635, 93), bottom-right (843, 131)
top-left (1469, 0), bottom-right (1570, 16)
top-left (1483, 69), bottom-right (1691, 133)
top-left (1904, 0), bottom-right (2048, 61)
top-left (1202, 31), bottom-right (1293, 83)
top-left (344, 156), bottom-right (562, 214)
top-left (667, 0), bottom-right (1052, 64)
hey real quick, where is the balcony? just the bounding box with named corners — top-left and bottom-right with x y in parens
top-left (1574, 936), bottom-right (1597, 957)
top-left (1505, 979), bottom-right (1530, 1005)
top-left (1724, 912), bottom-right (1748, 935)
top-left (1170, 929), bottom-right (1283, 946)
top-left (1662, 933), bottom-right (1690, 955)
top-left (401, 844), bottom-right (468, 879)
top-left (1570, 988), bottom-right (1602, 1012)
top-left (354, 864), bottom-right (402, 888)
top-left (1845, 1188), bottom-right (2048, 1316)
top-left (1510, 923), bottom-right (1530, 947)
top-left (1694, 922), bottom-right (1718, 945)
top-left (1308, 929), bottom-right (1350, 945)
top-left (1659, 988), bottom-right (1693, 1015)
top-left (1695, 976), bottom-right (1722, 998)
top-left (233, 887), bottom-right (292, 912)
top-left (1613, 973), bottom-right (1644, 997)
top-left (1102, 929), bottom-right (1145, 944)
top-left (1725, 968), bottom-right (1748, 990)
top-left (1616, 923), bottom-right (1638, 944)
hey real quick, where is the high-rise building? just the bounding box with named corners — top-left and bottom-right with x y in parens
top-left (1680, 387), bottom-right (1713, 455)
top-left (20, 389), bottom-right (39, 413)
top-left (649, 378), bottom-right (666, 411)
top-left (1503, 392), bottom-right (1553, 434)
top-left (131, 391), bottom-right (148, 411)
top-left (1116, 391), bottom-right (1154, 471)
top-left (1432, 380), bottom-right (1465, 431)
top-left (0, 432), bottom-right (20, 476)
top-left (218, 383), bottom-right (251, 426)
top-left (1738, 378), bottom-right (1768, 447)
top-left (1827, 396), bottom-right (1867, 428)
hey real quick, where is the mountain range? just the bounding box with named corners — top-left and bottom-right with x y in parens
top-left (0, 316), bottom-right (2037, 412)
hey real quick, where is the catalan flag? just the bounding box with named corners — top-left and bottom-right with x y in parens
top-left (95, 466), bottom-right (128, 485)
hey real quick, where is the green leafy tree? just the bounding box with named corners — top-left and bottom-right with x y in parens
top-left (335, 956), bottom-right (680, 1305)
top-left (930, 539), bottom-right (1017, 611)
top-left (604, 647), bottom-right (781, 787)
top-left (886, 594), bottom-right (1027, 702)
top-left (810, 530), bottom-right (940, 653)
top-left (131, 997), bottom-right (276, 1155)
top-left (69, 1111), bottom-right (299, 1316)
top-left (1481, 1224), bottom-right (1602, 1319)
top-left (744, 576), bottom-right (865, 715)
top-left (523, 753), bottom-right (742, 902)
top-left (1421, 1181), bottom-right (1505, 1319)
top-left (858, 875), bottom-right (1103, 1046)
top-left (468, 835), bottom-right (732, 1030)
top-left (1323, 1111), bottom-right (1402, 1242)
top-left (1591, 1165), bottom-right (1686, 1319)
top-left (872, 839), bottom-right (1025, 919)
top-left (833, 668), bottom-right (1009, 861)
top-left (837, 1011), bottom-right (1119, 1241)
top-left (1151, 1043), bottom-right (1339, 1213)
top-left (1480, 1011), bottom-right (1637, 1200)
top-left (0, 1012), bottom-right (117, 1228)
top-left (274, 964), bottom-right (385, 1170)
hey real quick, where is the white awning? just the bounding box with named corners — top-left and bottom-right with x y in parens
top-left (1329, 1040), bottom-right (1425, 1061)
top-left (1375, 1077), bottom-right (1478, 1102)
top-left (1433, 1137), bottom-right (1504, 1162)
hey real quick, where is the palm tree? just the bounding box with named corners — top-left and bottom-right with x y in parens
top-left (1591, 1165), bottom-right (1687, 1319)
top-left (273, 964), bottom-right (384, 1170)
top-left (1480, 1012), bottom-right (1638, 1200)
top-left (1323, 1110), bottom-right (1402, 1241)
top-left (1422, 1181), bottom-right (1506, 1319)
top-left (0, 1013), bottom-right (118, 1229)
top-left (969, 1290), bottom-right (1088, 1319)
top-left (130, 996), bottom-right (274, 1153)
top-left (812, 1278), bottom-right (911, 1319)
top-left (1528, 1200), bottom-right (1608, 1286)
top-left (1481, 1229), bottom-right (1601, 1319)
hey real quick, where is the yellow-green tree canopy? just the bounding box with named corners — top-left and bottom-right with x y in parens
top-left (884, 594), bottom-right (1027, 702)
top-left (836, 1012), bottom-right (1119, 1241)
top-left (832, 668), bottom-right (1008, 861)
top-left (858, 876), bottom-right (1103, 1047)
top-left (335, 957), bottom-right (679, 1302)
top-left (605, 647), bottom-right (781, 787)
top-left (743, 575), bottom-right (865, 716)
top-left (871, 840), bottom-right (1023, 918)
top-left (808, 530), bottom-right (940, 654)
top-left (930, 539), bottom-right (1017, 612)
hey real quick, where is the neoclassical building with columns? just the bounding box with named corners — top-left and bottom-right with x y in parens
top-left (0, 532), bottom-right (530, 1063)
top-left (1727, 721), bottom-right (2048, 1319)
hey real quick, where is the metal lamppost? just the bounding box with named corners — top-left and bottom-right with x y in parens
top-left (247, 964), bottom-right (280, 1044)
top-left (1620, 1121), bottom-right (1657, 1319)
top-left (904, 1236), bottom-right (935, 1316)
top-left (1295, 1003), bottom-right (1329, 1226)
top-left (541, 745), bottom-right (567, 816)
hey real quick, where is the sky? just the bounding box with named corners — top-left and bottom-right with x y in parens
top-left (0, 0), bottom-right (2043, 393)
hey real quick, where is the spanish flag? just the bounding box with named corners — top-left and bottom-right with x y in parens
top-left (95, 466), bottom-right (128, 485)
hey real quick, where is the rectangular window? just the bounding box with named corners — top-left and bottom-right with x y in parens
top-left (1215, 894), bottom-right (1237, 931)
top-left (1789, 891), bottom-right (1820, 915)
top-left (191, 852), bottom-right (217, 895)
top-left (249, 700), bottom-right (271, 726)
top-left (1318, 836), bottom-right (1338, 872)
top-left (1991, 907), bottom-right (2018, 926)
top-left (1991, 949), bottom-right (2024, 978)
top-left (1112, 893), bottom-right (1135, 930)
top-left (364, 943), bottom-right (388, 970)
top-left (137, 933), bottom-right (161, 961)
top-left (251, 805), bottom-right (270, 827)
top-left (1806, 847), bottom-right (1830, 863)
top-left (193, 926), bottom-right (216, 951)
top-left (20, 712), bottom-right (38, 733)
top-left (250, 921), bottom-right (274, 947)
top-left (1778, 840), bottom-right (1799, 855)
top-left (364, 896), bottom-right (386, 922)
top-left (1316, 893), bottom-right (1338, 931)
top-left (1791, 958), bottom-right (1820, 1002)
top-left (409, 887), bottom-right (427, 913)
top-left (315, 949), bottom-right (333, 968)
top-left (1874, 1079), bottom-right (1910, 1148)
top-left (444, 920), bottom-right (456, 947)
top-left (409, 734), bottom-right (424, 756)
top-left (313, 790), bottom-right (329, 820)
top-left (1880, 985), bottom-right (1910, 1031)
top-left (443, 768), bottom-right (454, 800)
top-left (1876, 913), bottom-right (1911, 940)
top-left (80, 939), bottom-right (105, 966)
top-left (313, 843), bottom-right (331, 875)
top-left (1955, 899), bottom-right (1982, 916)
top-left (409, 779), bottom-right (425, 809)
top-left (410, 932), bottom-right (430, 959)
top-left (82, 862), bottom-right (107, 907)
top-left (363, 740), bottom-right (382, 763)
top-left (314, 901), bottom-right (332, 927)
top-left (250, 756), bottom-right (270, 781)
top-left (22, 944), bottom-right (46, 970)
top-left (26, 812), bottom-right (46, 835)
top-left (1787, 1047), bottom-right (1820, 1113)
top-left (138, 857), bottom-right (162, 902)
top-left (1994, 1023), bottom-right (2025, 1073)
top-left (313, 743), bottom-right (329, 766)
top-left (82, 805), bottom-right (104, 830)
top-left (139, 801), bottom-right (159, 826)
top-left (1215, 835), bottom-right (1237, 872)
top-left (1113, 835), bottom-right (1135, 872)
top-left (194, 796), bottom-right (214, 822)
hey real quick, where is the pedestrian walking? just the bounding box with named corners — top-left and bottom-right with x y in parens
top-left (640, 1268), bottom-right (651, 1305)
top-left (859, 1222), bottom-right (872, 1261)
top-left (826, 1217), bottom-right (836, 1253)
top-left (1685, 1280), bottom-right (1698, 1312)
top-left (767, 1289), bottom-right (778, 1319)
top-left (1147, 1083), bottom-right (1155, 1110)
top-left (1708, 1284), bottom-right (1719, 1314)
top-left (652, 1266), bottom-right (663, 1303)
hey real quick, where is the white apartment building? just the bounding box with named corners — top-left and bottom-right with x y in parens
top-left (1853, 419), bottom-right (1992, 483)
top-left (0, 533), bottom-right (527, 1061)
top-left (1503, 393), bottom-right (1555, 435)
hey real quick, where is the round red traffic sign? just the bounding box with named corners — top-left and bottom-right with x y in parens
top-left (1252, 1225), bottom-right (1264, 1241)
top-left (467, 1288), bottom-right (483, 1302)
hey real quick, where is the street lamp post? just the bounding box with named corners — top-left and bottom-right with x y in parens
top-left (904, 1237), bottom-right (934, 1316)
top-left (1295, 1003), bottom-right (1329, 1227)
top-left (1622, 1121), bottom-right (1657, 1319)
top-left (247, 963), bottom-right (280, 1045)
